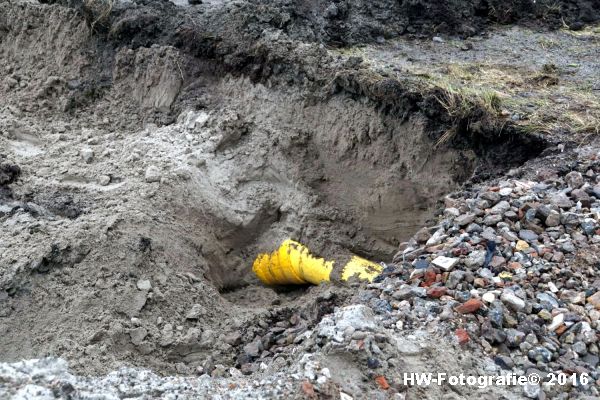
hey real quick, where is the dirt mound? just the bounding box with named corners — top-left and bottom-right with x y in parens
top-left (39, 0), bottom-right (600, 49)
top-left (210, 0), bottom-right (599, 45)
top-left (0, 0), bottom-right (551, 383)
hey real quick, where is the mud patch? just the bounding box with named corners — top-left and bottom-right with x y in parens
top-left (0, 158), bottom-right (21, 203)
top-left (0, 161), bottom-right (20, 187)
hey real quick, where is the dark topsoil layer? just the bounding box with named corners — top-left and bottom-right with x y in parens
top-left (45, 0), bottom-right (600, 46)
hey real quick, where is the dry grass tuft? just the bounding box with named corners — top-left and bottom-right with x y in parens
top-left (433, 84), bottom-right (503, 149)
top-left (331, 31), bottom-right (600, 143)
top-left (83, 0), bottom-right (115, 32)
top-left (423, 62), bottom-right (600, 142)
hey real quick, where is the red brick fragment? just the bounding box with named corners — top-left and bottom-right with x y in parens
top-left (427, 287), bottom-right (447, 298)
top-left (421, 270), bottom-right (437, 287)
top-left (455, 298), bottom-right (482, 314)
top-left (455, 328), bottom-right (470, 345)
top-left (301, 381), bottom-right (315, 397)
top-left (375, 375), bottom-right (390, 390)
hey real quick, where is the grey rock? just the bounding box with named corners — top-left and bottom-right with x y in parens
top-left (488, 303), bottom-right (504, 328)
top-left (506, 329), bottom-right (526, 347)
top-left (561, 241), bottom-right (575, 253)
top-left (5, 76), bottom-right (18, 88)
top-left (446, 270), bottom-right (466, 289)
top-left (412, 258), bottom-right (429, 269)
top-left (536, 204), bottom-right (553, 220)
top-left (392, 287), bottom-right (415, 300)
top-left (581, 218), bottom-right (597, 235)
top-left (551, 193), bottom-right (573, 209)
top-left (525, 333), bottom-right (538, 345)
top-left (426, 229), bottom-right (446, 246)
top-left (481, 324), bottom-right (506, 344)
top-left (527, 346), bottom-right (552, 363)
top-left (494, 355), bottom-right (514, 369)
top-left (465, 223), bottom-right (482, 233)
top-left (223, 332), bottom-right (242, 346)
top-left (136, 279), bottom-right (151, 291)
top-left (481, 191), bottom-right (501, 205)
top-left (186, 304), bottom-right (206, 320)
top-left (145, 165), bottom-right (161, 183)
top-left (560, 290), bottom-right (585, 305)
top-left (545, 210), bottom-right (561, 227)
top-left (335, 305), bottom-right (376, 331)
top-left (560, 212), bottom-right (579, 227)
top-left (481, 228), bottom-right (497, 241)
top-left (490, 201), bottom-right (511, 215)
top-left (243, 340), bottom-right (262, 358)
top-left (581, 353), bottom-right (599, 367)
top-left (547, 313), bottom-right (564, 331)
top-left (572, 341), bottom-right (587, 356)
top-left (482, 292), bottom-right (496, 303)
top-left (536, 293), bottom-right (559, 309)
top-left (523, 383), bottom-right (541, 399)
top-left (414, 227), bottom-right (432, 243)
top-left (552, 252), bottom-right (565, 262)
top-left (565, 171), bottom-right (584, 189)
top-left (483, 214), bottom-right (502, 226)
top-left (351, 331), bottom-right (367, 340)
top-left (524, 208), bottom-right (537, 222)
top-left (571, 189), bottom-right (592, 207)
top-left (80, 148), bottom-right (94, 163)
top-left (130, 327), bottom-right (148, 346)
top-left (395, 338), bottom-right (422, 355)
top-left (160, 324), bottom-right (174, 347)
top-left (501, 230), bottom-right (519, 241)
top-left (122, 291), bottom-right (147, 318)
top-left (464, 250), bottom-right (486, 268)
top-left (455, 213), bottom-right (475, 226)
top-left (439, 305), bottom-right (455, 321)
top-left (571, 231), bottom-right (587, 242)
top-left (488, 255), bottom-right (506, 269)
top-left (98, 175), bottom-right (111, 186)
top-left (479, 268), bottom-right (494, 279)
top-left (453, 291), bottom-right (471, 302)
top-left (444, 207), bottom-right (460, 218)
top-left (518, 230), bottom-right (538, 242)
top-left (501, 291), bottom-right (526, 312)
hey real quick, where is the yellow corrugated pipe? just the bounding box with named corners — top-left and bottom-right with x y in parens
top-left (252, 239), bottom-right (383, 286)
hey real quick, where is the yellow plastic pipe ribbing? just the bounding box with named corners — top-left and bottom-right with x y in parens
top-left (252, 239), bottom-right (383, 286)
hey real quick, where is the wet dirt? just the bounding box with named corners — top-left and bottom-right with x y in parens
top-left (0, 0), bottom-right (591, 388)
top-left (161, 0), bottom-right (600, 46)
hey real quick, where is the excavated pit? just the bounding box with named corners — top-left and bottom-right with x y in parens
top-left (0, 0), bottom-right (548, 376)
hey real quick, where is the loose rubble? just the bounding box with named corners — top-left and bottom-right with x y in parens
top-left (3, 146), bottom-right (599, 399)
top-left (378, 146), bottom-right (600, 398)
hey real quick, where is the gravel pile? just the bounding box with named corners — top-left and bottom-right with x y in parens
top-left (357, 145), bottom-right (600, 398)
top-left (0, 357), bottom-right (304, 399)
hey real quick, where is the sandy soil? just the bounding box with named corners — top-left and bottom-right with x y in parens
top-left (1, 0), bottom-right (599, 398)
